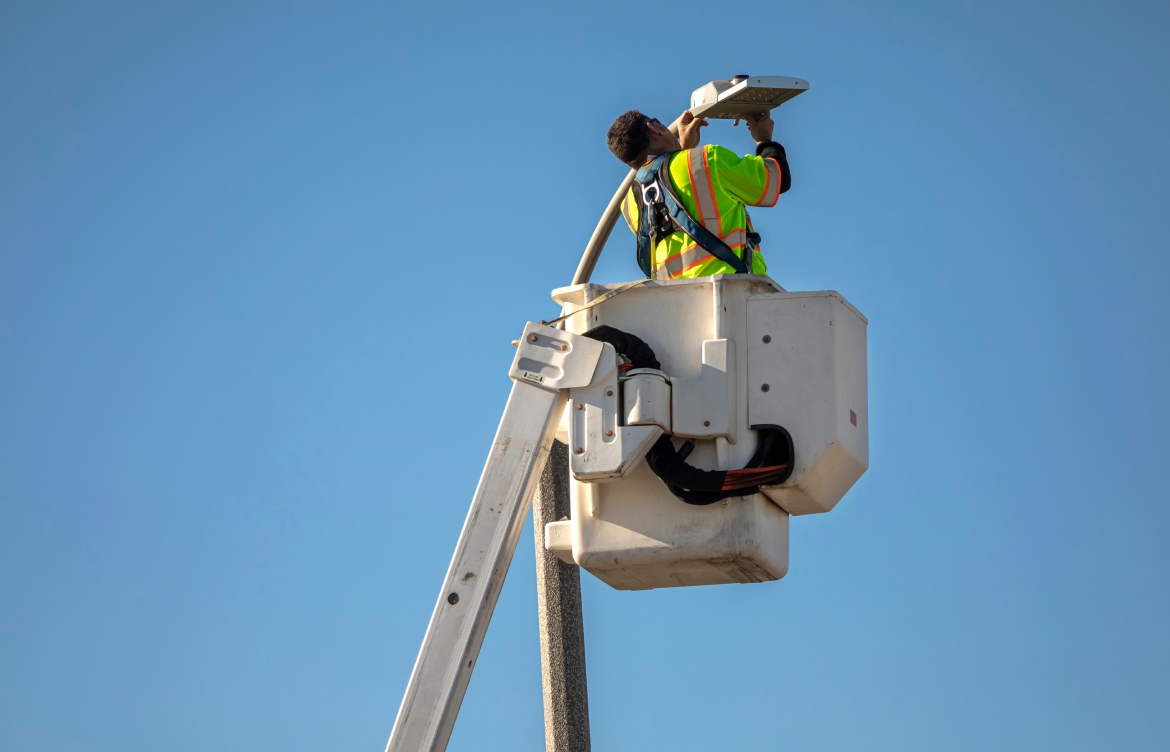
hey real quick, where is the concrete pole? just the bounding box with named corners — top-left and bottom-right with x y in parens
top-left (536, 115), bottom-right (685, 752)
top-left (532, 440), bottom-right (591, 752)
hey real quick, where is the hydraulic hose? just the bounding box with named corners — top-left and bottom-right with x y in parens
top-left (582, 325), bottom-right (792, 505)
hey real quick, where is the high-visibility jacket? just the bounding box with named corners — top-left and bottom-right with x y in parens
top-left (620, 144), bottom-right (785, 279)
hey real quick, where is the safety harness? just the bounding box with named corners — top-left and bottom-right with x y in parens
top-left (633, 152), bottom-right (759, 280)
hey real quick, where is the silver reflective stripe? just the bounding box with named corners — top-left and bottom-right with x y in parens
top-left (655, 228), bottom-right (751, 279)
top-left (686, 147), bottom-right (722, 235)
top-left (659, 244), bottom-right (714, 279)
top-left (756, 157), bottom-right (782, 207)
top-left (722, 228), bottom-right (748, 249)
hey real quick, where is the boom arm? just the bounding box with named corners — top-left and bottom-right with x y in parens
top-left (385, 323), bottom-right (608, 752)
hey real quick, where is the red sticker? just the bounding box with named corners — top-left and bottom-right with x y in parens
top-left (850, 409), bottom-right (857, 427)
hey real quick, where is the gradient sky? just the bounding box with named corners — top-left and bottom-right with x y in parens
top-left (2, 1), bottom-right (1168, 750)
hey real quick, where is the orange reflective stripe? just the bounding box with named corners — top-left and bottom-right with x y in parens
top-left (755, 157), bottom-right (782, 207)
top-left (655, 229), bottom-right (751, 279)
top-left (686, 147), bottom-right (722, 235)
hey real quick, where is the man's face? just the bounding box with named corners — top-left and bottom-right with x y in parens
top-left (645, 117), bottom-right (681, 158)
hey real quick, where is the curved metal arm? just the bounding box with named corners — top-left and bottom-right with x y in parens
top-left (571, 117), bottom-right (682, 285)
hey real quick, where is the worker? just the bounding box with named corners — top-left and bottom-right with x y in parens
top-left (606, 109), bottom-right (791, 280)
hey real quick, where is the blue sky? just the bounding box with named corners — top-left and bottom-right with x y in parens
top-left (1, 1), bottom-right (1167, 750)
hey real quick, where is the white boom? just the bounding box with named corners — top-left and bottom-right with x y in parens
top-left (384, 323), bottom-right (610, 752)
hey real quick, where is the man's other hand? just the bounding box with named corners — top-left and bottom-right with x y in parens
top-left (678, 110), bottom-right (708, 150)
top-left (745, 112), bottom-right (775, 144)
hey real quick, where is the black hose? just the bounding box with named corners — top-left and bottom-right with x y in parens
top-left (582, 325), bottom-right (660, 370)
top-left (583, 325), bottom-right (793, 505)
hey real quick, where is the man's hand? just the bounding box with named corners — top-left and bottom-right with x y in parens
top-left (745, 112), bottom-right (775, 144)
top-left (678, 110), bottom-right (708, 150)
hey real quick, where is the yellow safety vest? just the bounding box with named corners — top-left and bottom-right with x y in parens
top-left (620, 145), bottom-right (783, 279)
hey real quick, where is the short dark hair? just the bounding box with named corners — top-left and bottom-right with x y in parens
top-left (607, 110), bottom-right (651, 166)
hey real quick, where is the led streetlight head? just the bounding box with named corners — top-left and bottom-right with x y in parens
top-left (689, 75), bottom-right (809, 119)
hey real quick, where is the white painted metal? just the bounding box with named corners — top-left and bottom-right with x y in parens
top-left (509, 322), bottom-right (608, 390)
top-left (622, 369), bottom-right (671, 431)
top-left (671, 338), bottom-right (736, 441)
top-left (385, 323), bottom-right (606, 752)
top-left (566, 463), bottom-right (791, 590)
top-left (546, 276), bottom-right (868, 590)
top-left (749, 291), bottom-right (869, 515)
top-left (712, 279), bottom-right (734, 471)
top-left (568, 353), bottom-right (663, 482)
top-left (544, 519), bottom-right (575, 565)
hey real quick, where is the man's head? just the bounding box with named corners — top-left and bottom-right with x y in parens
top-left (606, 110), bottom-right (680, 167)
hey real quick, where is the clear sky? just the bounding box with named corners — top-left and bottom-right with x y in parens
top-left (1, 1), bottom-right (1167, 750)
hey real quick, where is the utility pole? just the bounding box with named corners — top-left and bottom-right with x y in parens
top-left (532, 440), bottom-right (591, 752)
top-left (527, 118), bottom-right (684, 752)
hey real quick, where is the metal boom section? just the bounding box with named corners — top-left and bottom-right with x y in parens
top-left (385, 324), bottom-right (607, 752)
